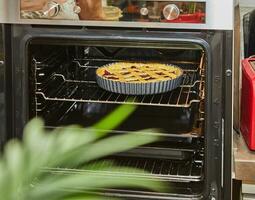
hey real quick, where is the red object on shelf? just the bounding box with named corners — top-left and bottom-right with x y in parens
top-left (163, 12), bottom-right (205, 23)
top-left (241, 57), bottom-right (255, 150)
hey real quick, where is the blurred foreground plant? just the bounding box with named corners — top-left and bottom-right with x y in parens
top-left (0, 105), bottom-right (165, 200)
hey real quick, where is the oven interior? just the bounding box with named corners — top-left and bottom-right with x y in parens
top-left (28, 40), bottom-right (206, 199)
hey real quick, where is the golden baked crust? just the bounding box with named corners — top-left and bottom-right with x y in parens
top-left (96, 62), bottom-right (183, 83)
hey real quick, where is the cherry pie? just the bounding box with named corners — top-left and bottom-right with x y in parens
top-left (96, 62), bottom-right (183, 95)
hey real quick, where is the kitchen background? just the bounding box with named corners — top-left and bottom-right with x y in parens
top-left (240, 0), bottom-right (255, 7)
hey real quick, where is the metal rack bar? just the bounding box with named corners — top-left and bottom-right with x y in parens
top-left (44, 126), bottom-right (203, 138)
top-left (73, 58), bottom-right (200, 70)
top-left (36, 81), bottom-right (202, 108)
top-left (36, 68), bottom-right (200, 87)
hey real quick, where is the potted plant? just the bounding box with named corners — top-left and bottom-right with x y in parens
top-left (0, 105), bottom-right (165, 200)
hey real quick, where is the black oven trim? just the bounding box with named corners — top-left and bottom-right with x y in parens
top-left (1, 24), bottom-right (13, 149)
top-left (223, 30), bottom-right (233, 200)
top-left (0, 25), bottom-right (6, 149)
top-left (5, 25), bottom-right (232, 200)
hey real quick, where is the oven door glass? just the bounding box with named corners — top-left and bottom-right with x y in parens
top-left (20, 0), bottom-right (206, 24)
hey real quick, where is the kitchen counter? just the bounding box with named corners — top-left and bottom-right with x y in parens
top-left (234, 132), bottom-right (255, 183)
top-left (234, 133), bottom-right (255, 199)
top-left (234, 4), bottom-right (255, 184)
top-left (232, 6), bottom-right (255, 199)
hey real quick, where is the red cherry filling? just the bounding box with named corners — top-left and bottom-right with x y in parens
top-left (145, 77), bottom-right (156, 80)
top-left (156, 72), bottom-right (165, 76)
top-left (141, 74), bottom-right (150, 78)
top-left (107, 76), bottom-right (119, 80)
top-left (121, 72), bottom-right (131, 75)
top-left (103, 70), bottom-right (113, 76)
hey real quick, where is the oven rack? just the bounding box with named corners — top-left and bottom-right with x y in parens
top-left (70, 52), bottom-right (206, 75)
top-left (88, 187), bottom-right (203, 200)
top-left (34, 50), bottom-right (205, 108)
top-left (48, 184), bottom-right (203, 200)
top-left (72, 59), bottom-right (203, 72)
top-left (34, 51), bottom-right (205, 84)
top-left (44, 126), bottom-right (203, 139)
top-left (46, 153), bottom-right (203, 183)
top-left (70, 59), bottom-right (205, 82)
top-left (36, 74), bottom-right (204, 108)
top-left (93, 128), bottom-right (203, 139)
top-left (35, 58), bottom-right (204, 88)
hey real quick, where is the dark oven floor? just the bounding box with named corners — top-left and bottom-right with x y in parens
top-left (42, 102), bottom-right (202, 137)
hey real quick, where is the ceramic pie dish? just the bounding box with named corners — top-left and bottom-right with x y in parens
top-left (96, 62), bottom-right (184, 95)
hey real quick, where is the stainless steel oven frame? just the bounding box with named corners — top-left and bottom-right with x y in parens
top-left (0, 24), bottom-right (233, 199)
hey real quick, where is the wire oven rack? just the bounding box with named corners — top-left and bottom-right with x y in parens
top-left (35, 64), bottom-right (205, 109)
top-left (36, 80), bottom-right (203, 108)
top-left (33, 51), bottom-right (205, 109)
top-left (46, 152), bottom-right (203, 183)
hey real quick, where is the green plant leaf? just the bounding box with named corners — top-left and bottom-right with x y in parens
top-left (4, 140), bottom-right (26, 200)
top-left (63, 194), bottom-right (118, 200)
top-left (23, 118), bottom-right (51, 176)
top-left (0, 105), bottom-right (165, 200)
top-left (51, 126), bottom-right (97, 152)
top-left (92, 104), bottom-right (136, 138)
top-left (29, 167), bottom-right (165, 200)
top-left (55, 131), bottom-right (159, 167)
top-left (23, 118), bottom-right (45, 151)
top-left (80, 160), bottom-right (116, 171)
top-left (0, 161), bottom-right (10, 200)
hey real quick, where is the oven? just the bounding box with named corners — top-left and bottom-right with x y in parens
top-left (0, 0), bottom-right (234, 199)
